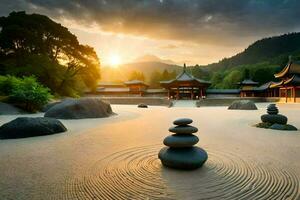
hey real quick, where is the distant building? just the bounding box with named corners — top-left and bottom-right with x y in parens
top-left (160, 64), bottom-right (211, 100)
top-left (94, 80), bottom-right (169, 97)
top-left (271, 60), bottom-right (300, 102)
top-left (238, 79), bottom-right (259, 97)
top-left (124, 80), bottom-right (149, 96)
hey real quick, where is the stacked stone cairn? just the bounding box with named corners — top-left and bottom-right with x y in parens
top-left (158, 118), bottom-right (208, 170)
top-left (257, 104), bottom-right (297, 131)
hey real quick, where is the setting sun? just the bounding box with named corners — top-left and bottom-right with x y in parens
top-left (109, 54), bottom-right (121, 67)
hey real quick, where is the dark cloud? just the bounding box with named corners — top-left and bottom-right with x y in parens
top-left (1, 0), bottom-right (300, 46)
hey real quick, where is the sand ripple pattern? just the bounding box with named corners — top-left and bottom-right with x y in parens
top-left (63, 145), bottom-right (299, 200)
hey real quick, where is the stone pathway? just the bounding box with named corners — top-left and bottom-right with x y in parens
top-left (172, 100), bottom-right (197, 107)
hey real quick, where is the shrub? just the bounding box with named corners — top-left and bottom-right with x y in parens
top-left (10, 76), bottom-right (53, 112)
top-left (0, 75), bottom-right (53, 112)
top-left (0, 75), bottom-right (21, 95)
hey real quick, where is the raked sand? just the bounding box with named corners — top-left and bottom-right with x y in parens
top-left (0, 103), bottom-right (300, 199)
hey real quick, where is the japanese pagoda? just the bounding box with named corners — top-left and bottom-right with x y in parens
top-left (160, 64), bottom-right (211, 100)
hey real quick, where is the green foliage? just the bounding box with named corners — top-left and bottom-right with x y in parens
top-left (0, 75), bottom-right (52, 112)
top-left (205, 33), bottom-right (300, 71)
top-left (149, 69), bottom-right (177, 88)
top-left (149, 70), bottom-right (162, 88)
top-left (0, 75), bottom-right (21, 95)
top-left (0, 11), bottom-right (100, 97)
top-left (222, 70), bottom-right (243, 89)
top-left (191, 65), bottom-right (210, 80)
top-left (210, 72), bottom-right (224, 89)
top-left (210, 70), bottom-right (243, 89)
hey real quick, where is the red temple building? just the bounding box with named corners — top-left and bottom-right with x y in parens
top-left (271, 60), bottom-right (300, 103)
top-left (160, 64), bottom-right (211, 100)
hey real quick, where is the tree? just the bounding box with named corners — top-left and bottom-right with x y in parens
top-left (161, 69), bottom-right (171, 81)
top-left (222, 70), bottom-right (243, 89)
top-left (149, 70), bottom-right (162, 88)
top-left (0, 11), bottom-right (100, 96)
top-left (210, 72), bottom-right (224, 88)
top-left (128, 70), bottom-right (145, 82)
top-left (243, 68), bottom-right (250, 79)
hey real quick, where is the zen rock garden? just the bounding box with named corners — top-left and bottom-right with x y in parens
top-left (158, 118), bottom-right (208, 170)
top-left (256, 104), bottom-right (297, 131)
top-left (0, 98), bottom-right (115, 139)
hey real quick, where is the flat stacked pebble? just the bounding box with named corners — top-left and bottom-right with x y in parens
top-left (257, 104), bottom-right (297, 131)
top-left (261, 104), bottom-right (287, 125)
top-left (158, 118), bottom-right (208, 170)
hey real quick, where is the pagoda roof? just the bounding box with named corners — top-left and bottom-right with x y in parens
top-left (274, 61), bottom-right (300, 78)
top-left (270, 74), bottom-right (300, 88)
top-left (98, 82), bottom-right (125, 87)
top-left (160, 64), bottom-right (211, 86)
top-left (238, 79), bottom-right (259, 86)
top-left (124, 80), bottom-right (148, 86)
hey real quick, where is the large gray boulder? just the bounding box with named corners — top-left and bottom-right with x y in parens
top-left (42, 101), bottom-right (61, 112)
top-left (44, 98), bottom-right (114, 119)
top-left (0, 102), bottom-right (25, 115)
top-left (0, 117), bottom-right (67, 139)
top-left (228, 100), bottom-right (258, 110)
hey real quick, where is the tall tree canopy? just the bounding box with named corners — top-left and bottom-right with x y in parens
top-left (0, 11), bottom-right (100, 96)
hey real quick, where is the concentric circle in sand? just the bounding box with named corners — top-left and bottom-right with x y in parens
top-left (62, 145), bottom-right (299, 200)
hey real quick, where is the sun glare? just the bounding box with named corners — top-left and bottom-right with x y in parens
top-left (109, 54), bottom-right (121, 67)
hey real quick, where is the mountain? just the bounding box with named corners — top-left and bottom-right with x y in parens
top-left (101, 61), bottom-right (182, 83)
top-left (204, 32), bottom-right (300, 71)
top-left (134, 54), bottom-right (177, 65)
top-left (199, 32), bottom-right (300, 89)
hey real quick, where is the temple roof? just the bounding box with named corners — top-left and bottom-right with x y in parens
top-left (238, 79), bottom-right (259, 86)
top-left (274, 61), bottom-right (300, 78)
top-left (160, 64), bottom-right (211, 86)
top-left (98, 82), bottom-right (125, 87)
top-left (124, 80), bottom-right (148, 86)
top-left (271, 74), bottom-right (300, 88)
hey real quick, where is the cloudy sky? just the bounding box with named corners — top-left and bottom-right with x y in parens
top-left (1, 0), bottom-right (300, 65)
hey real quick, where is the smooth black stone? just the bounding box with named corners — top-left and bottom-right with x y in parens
top-left (261, 114), bottom-right (288, 125)
top-left (0, 117), bottom-right (67, 139)
top-left (267, 104), bottom-right (277, 109)
top-left (269, 123), bottom-right (297, 131)
top-left (158, 147), bottom-right (208, 170)
top-left (163, 134), bottom-right (199, 147)
top-left (44, 98), bottom-right (114, 119)
top-left (173, 118), bottom-right (193, 126)
top-left (138, 103), bottom-right (148, 108)
top-left (267, 110), bottom-right (278, 115)
top-left (169, 125), bottom-right (198, 134)
top-left (267, 104), bottom-right (279, 115)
